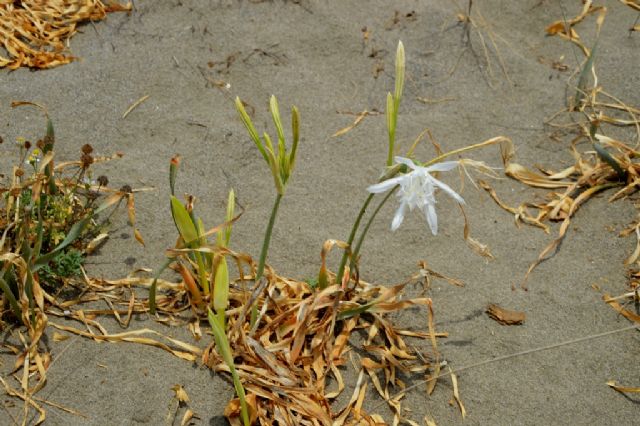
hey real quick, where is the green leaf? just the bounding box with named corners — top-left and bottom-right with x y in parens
top-left (0, 277), bottom-right (21, 318)
top-left (149, 258), bottom-right (173, 314)
top-left (576, 42), bottom-right (598, 107)
top-left (236, 97), bottom-right (268, 163)
top-left (207, 308), bottom-right (250, 426)
top-left (337, 299), bottom-right (379, 320)
top-left (289, 106), bottom-right (300, 172)
top-left (386, 92), bottom-right (396, 166)
top-left (224, 189), bottom-right (235, 246)
top-left (32, 204), bottom-right (44, 261)
top-left (34, 217), bottom-right (91, 269)
top-left (44, 117), bottom-right (57, 195)
top-left (45, 118), bottom-right (54, 149)
top-left (269, 95), bottom-right (286, 151)
top-left (170, 196), bottom-right (199, 245)
top-left (169, 157), bottom-right (179, 196)
top-left (394, 41), bottom-right (405, 104)
top-left (317, 266), bottom-right (328, 290)
top-left (262, 133), bottom-right (284, 194)
top-left (593, 142), bottom-right (626, 180)
top-left (213, 255), bottom-right (229, 314)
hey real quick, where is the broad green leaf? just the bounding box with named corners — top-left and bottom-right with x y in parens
top-left (170, 196), bottom-right (199, 245)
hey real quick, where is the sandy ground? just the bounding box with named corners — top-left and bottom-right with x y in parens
top-left (1, 0), bottom-right (639, 424)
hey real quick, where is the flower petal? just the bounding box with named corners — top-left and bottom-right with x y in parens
top-left (367, 175), bottom-right (405, 193)
top-left (425, 203), bottom-right (438, 235)
top-left (424, 161), bottom-right (460, 172)
top-left (391, 201), bottom-right (407, 231)
top-left (394, 156), bottom-right (419, 170)
top-left (430, 177), bottom-right (465, 204)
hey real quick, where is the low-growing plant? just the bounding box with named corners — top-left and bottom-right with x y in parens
top-left (0, 103), bottom-right (141, 325)
top-left (146, 41), bottom-right (511, 424)
top-left (148, 95), bottom-right (300, 425)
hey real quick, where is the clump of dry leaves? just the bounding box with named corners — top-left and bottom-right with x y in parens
top-left (483, 1), bottom-right (640, 295)
top-left (18, 251), bottom-right (457, 425)
top-left (478, 4), bottom-right (640, 398)
top-left (0, 0), bottom-right (131, 69)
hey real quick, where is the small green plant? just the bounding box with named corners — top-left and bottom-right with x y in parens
top-left (37, 249), bottom-right (84, 288)
top-left (147, 95), bottom-right (300, 426)
top-left (149, 154), bottom-right (249, 425)
top-left (0, 103), bottom-right (140, 325)
top-left (235, 95), bottom-right (299, 282)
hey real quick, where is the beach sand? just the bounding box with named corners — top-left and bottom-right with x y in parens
top-left (1, 1), bottom-right (639, 424)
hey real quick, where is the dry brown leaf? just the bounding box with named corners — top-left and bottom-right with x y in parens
top-left (607, 380), bottom-right (640, 394)
top-left (224, 393), bottom-right (258, 426)
top-left (486, 304), bottom-right (526, 325)
top-left (49, 322), bottom-right (201, 361)
top-left (52, 332), bottom-right (70, 342)
top-left (122, 95), bottom-right (151, 119)
top-left (603, 294), bottom-right (640, 324)
top-left (172, 384), bottom-right (190, 404)
top-left (332, 110), bottom-right (382, 138)
top-left (448, 366), bottom-right (466, 418)
top-left (0, 1), bottom-right (131, 69)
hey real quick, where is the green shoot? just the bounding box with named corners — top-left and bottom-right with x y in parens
top-left (207, 308), bottom-right (249, 426)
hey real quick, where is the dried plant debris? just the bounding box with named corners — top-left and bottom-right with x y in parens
top-left (0, 1), bottom-right (131, 69)
top-left (486, 304), bottom-right (525, 325)
top-left (603, 291), bottom-right (640, 324)
top-left (607, 380), bottom-right (640, 395)
top-left (619, 0), bottom-right (640, 32)
top-left (0, 105), bottom-right (144, 425)
top-left (482, 3), bottom-right (640, 289)
top-left (449, 0), bottom-right (513, 87)
top-left (29, 258), bottom-right (457, 425)
top-left (332, 109), bottom-right (382, 138)
top-left (192, 259), bottom-right (452, 425)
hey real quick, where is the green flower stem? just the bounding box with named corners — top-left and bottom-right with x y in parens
top-left (336, 193), bottom-right (374, 284)
top-left (336, 164), bottom-right (406, 284)
top-left (349, 186), bottom-right (398, 272)
top-left (255, 193), bottom-right (283, 281)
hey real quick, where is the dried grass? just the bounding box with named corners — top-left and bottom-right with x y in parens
top-left (482, 2), bottom-right (640, 292)
top-left (0, 0), bottom-right (131, 69)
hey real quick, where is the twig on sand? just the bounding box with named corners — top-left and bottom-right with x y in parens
top-left (122, 95), bottom-right (150, 119)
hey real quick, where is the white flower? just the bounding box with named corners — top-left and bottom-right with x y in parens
top-left (367, 156), bottom-right (464, 235)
